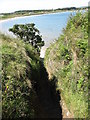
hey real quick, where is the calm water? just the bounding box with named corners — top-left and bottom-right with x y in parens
top-left (0, 11), bottom-right (76, 57)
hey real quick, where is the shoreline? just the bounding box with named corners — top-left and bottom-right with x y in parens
top-left (0, 10), bottom-right (81, 58)
top-left (0, 10), bottom-right (76, 24)
top-left (0, 11), bottom-right (60, 58)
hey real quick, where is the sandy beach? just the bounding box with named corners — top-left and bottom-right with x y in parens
top-left (0, 10), bottom-right (75, 24)
top-left (0, 12), bottom-right (56, 23)
top-left (0, 15), bottom-right (41, 23)
top-left (40, 46), bottom-right (48, 58)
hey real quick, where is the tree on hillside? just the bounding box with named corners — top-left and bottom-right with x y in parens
top-left (9, 23), bottom-right (44, 54)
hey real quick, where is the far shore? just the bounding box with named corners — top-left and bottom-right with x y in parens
top-left (0, 10), bottom-right (77, 24)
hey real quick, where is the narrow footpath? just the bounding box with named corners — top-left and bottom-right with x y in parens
top-left (33, 60), bottom-right (62, 118)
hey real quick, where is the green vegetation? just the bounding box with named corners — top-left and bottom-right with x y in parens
top-left (1, 33), bottom-right (41, 118)
top-left (44, 12), bottom-right (88, 118)
top-left (1, 9), bottom-right (89, 119)
top-left (9, 23), bottom-right (44, 54)
top-left (1, 33), bottom-right (62, 119)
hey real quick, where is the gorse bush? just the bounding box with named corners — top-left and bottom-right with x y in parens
top-left (45, 11), bottom-right (88, 118)
top-left (1, 33), bottom-right (40, 118)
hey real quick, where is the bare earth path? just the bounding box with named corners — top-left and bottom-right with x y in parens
top-left (32, 60), bottom-right (62, 119)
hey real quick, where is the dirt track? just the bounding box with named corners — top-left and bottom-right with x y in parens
top-left (33, 61), bottom-right (62, 118)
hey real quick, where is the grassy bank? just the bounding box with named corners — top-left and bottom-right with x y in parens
top-left (1, 33), bottom-right (63, 119)
top-left (1, 33), bottom-right (41, 118)
top-left (44, 11), bottom-right (88, 118)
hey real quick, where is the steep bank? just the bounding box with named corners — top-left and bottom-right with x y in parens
top-left (1, 33), bottom-right (40, 118)
top-left (44, 11), bottom-right (88, 118)
top-left (1, 33), bottom-right (62, 118)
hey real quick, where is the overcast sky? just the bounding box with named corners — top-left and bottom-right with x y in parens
top-left (0, 0), bottom-right (89, 13)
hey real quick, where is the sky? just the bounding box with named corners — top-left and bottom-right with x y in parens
top-left (0, 0), bottom-right (89, 13)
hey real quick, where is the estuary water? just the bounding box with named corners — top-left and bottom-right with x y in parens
top-left (0, 11), bottom-right (76, 57)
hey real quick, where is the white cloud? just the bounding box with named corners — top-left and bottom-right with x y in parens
top-left (0, 0), bottom-right (89, 13)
